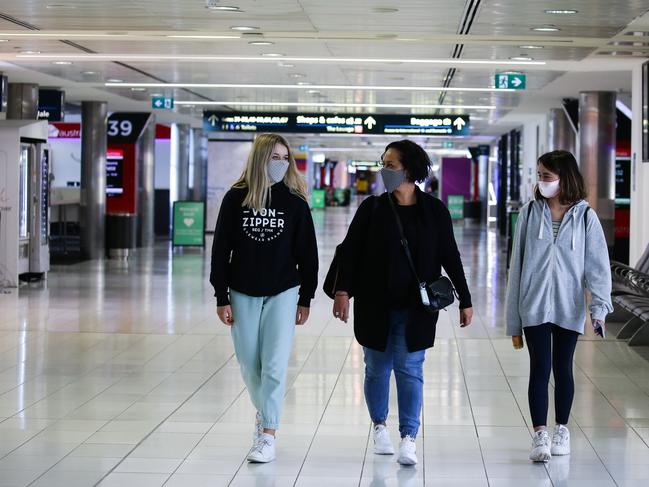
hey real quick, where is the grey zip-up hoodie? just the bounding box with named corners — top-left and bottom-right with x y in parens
top-left (505, 199), bottom-right (613, 336)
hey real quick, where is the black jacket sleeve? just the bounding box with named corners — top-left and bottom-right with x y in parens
top-left (335, 196), bottom-right (375, 294)
top-left (294, 201), bottom-right (319, 307)
top-left (438, 202), bottom-right (472, 309)
top-left (209, 190), bottom-right (238, 306)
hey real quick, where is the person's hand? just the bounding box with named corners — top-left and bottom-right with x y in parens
top-left (592, 317), bottom-right (606, 338)
top-left (217, 305), bottom-right (234, 326)
top-left (296, 306), bottom-right (310, 325)
top-left (333, 293), bottom-right (350, 323)
top-left (460, 307), bottom-right (473, 327)
top-left (512, 335), bottom-right (524, 349)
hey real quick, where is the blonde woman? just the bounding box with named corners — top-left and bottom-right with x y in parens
top-left (210, 133), bottom-right (318, 463)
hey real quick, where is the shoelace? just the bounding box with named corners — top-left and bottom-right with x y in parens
top-left (251, 438), bottom-right (272, 455)
top-left (533, 432), bottom-right (548, 448)
top-left (552, 428), bottom-right (568, 446)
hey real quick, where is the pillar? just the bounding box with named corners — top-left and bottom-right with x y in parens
top-left (579, 91), bottom-right (616, 245)
top-left (190, 128), bottom-right (208, 201)
top-left (170, 123), bottom-right (191, 205)
top-left (80, 101), bottom-right (107, 260)
top-left (630, 63), bottom-right (649, 264)
top-left (7, 83), bottom-right (38, 119)
top-left (547, 108), bottom-right (576, 154)
top-left (137, 116), bottom-right (156, 247)
top-left (477, 145), bottom-right (489, 222)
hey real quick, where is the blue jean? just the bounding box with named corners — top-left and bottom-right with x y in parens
top-left (230, 286), bottom-right (299, 430)
top-left (363, 309), bottom-right (426, 438)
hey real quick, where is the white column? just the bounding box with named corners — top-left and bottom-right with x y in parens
top-left (630, 63), bottom-right (649, 264)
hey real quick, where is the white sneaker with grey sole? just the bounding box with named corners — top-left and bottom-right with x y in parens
top-left (551, 424), bottom-right (570, 456)
top-left (373, 424), bottom-right (395, 455)
top-left (530, 429), bottom-right (552, 462)
top-left (397, 436), bottom-right (417, 465)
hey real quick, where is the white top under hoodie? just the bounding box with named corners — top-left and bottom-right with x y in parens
top-left (505, 199), bottom-right (613, 336)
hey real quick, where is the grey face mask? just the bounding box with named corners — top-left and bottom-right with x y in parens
top-left (380, 167), bottom-right (406, 193)
top-left (267, 159), bottom-right (289, 184)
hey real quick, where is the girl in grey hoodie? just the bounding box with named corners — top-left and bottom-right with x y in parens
top-left (506, 150), bottom-right (613, 463)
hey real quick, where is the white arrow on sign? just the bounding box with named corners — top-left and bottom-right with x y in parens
top-left (208, 114), bottom-right (219, 126)
top-left (453, 117), bottom-right (466, 130)
top-left (364, 116), bottom-right (377, 129)
top-left (154, 99), bottom-right (163, 107)
top-left (511, 76), bottom-right (523, 88)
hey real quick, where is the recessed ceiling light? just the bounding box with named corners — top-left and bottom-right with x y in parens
top-left (22, 50), bottom-right (41, 54)
top-left (532, 25), bottom-right (561, 32)
top-left (230, 26), bottom-right (259, 31)
top-left (131, 87), bottom-right (146, 91)
top-left (307, 90), bottom-right (320, 94)
top-left (107, 78), bottom-right (123, 83)
top-left (249, 41), bottom-right (274, 46)
top-left (545, 9), bottom-right (578, 14)
top-left (510, 56), bottom-right (533, 61)
top-left (520, 45), bottom-right (544, 49)
top-left (82, 70), bottom-right (97, 75)
top-left (278, 62), bottom-right (295, 68)
top-left (150, 93), bottom-right (163, 97)
top-left (262, 53), bottom-right (284, 57)
top-left (52, 60), bottom-right (72, 65)
top-left (0, 39), bottom-right (9, 43)
top-left (297, 81), bottom-right (312, 86)
top-left (206, 5), bottom-right (241, 11)
top-left (290, 73), bottom-right (306, 78)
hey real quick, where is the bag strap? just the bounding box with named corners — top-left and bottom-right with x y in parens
top-left (387, 194), bottom-right (424, 287)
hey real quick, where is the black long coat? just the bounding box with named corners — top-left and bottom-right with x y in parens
top-left (334, 189), bottom-right (472, 352)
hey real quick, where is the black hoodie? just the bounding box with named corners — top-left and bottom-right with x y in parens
top-left (210, 182), bottom-right (319, 307)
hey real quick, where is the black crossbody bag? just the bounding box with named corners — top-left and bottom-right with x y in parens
top-left (388, 196), bottom-right (457, 315)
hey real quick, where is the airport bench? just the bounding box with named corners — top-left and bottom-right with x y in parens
top-left (611, 264), bottom-right (649, 346)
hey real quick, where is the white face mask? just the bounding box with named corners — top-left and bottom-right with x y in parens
top-left (267, 159), bottom-right (289, 184)
top-left (538, 179), bottom-right (560, 198)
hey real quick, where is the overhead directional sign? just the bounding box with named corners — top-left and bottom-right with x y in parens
top-left (495, 73), bottom-right (526, 90)
top-left (151, 96), bottom-right (174, 109)
top-left (203, 111), bottom-right (471, 136)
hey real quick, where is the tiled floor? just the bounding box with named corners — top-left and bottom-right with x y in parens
top-left (1, 206), bottom-right (649, 486)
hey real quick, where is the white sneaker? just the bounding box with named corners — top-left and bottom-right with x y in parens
top-left (397, 436), bottom-right (417, 465)
top-left (373, 424), bottom-right (395, 455)
top-left (253, 411), bottom-right (263, 441)
top-left (247, 433), bottom-right (276, 463)
top-left (530, 429), bottom-right (552, 462)
top-left (551, 425), bottom-right (571, 456)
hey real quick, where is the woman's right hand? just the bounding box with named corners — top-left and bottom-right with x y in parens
top-left (512, 335), bottom-right (524, 350)
top-left (333, 293), bottom-right (350, 323)
top-left (217, 305), bottom-right (234, 326)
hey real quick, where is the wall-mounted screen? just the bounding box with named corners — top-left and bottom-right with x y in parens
top-left (106, 149), bottom-right (124, 197)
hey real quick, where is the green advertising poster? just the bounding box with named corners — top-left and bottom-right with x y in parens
top-left (173, 201), bottom-right (205, 247)
top-left (447, 194), bottom-right (465, 220)
top-left (312, 189), bottom-right (326, 209)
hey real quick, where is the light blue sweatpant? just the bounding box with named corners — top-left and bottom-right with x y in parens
top-left (230, 286), bottom-right (299, 430)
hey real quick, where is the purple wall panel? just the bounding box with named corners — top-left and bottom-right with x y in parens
top-left (440, 157), bottom-right (472, 205)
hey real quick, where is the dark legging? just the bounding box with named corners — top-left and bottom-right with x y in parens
top-left (524, 323), bottom-right (579, 427)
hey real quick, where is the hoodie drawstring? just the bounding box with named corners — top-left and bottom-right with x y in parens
top-left (537, 204), bottom-right (544, 240)
top-left (571, 212), bottom-right (577, 250)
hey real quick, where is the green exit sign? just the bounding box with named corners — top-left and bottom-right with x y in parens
top-left (152, 96), bottom-right (174, 109)
top-left (495, 73), bottom-right (526, 90)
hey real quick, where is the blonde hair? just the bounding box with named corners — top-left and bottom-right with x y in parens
top-left (233, 133), bottom-right (308, 211)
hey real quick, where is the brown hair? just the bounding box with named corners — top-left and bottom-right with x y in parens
top-left (534, 150), bottom-right (587, 205)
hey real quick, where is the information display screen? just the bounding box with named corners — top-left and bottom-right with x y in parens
top-left (106, 149), bottom-right (124, 197)
top-left (615, 158), bottom-right (631, 205)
